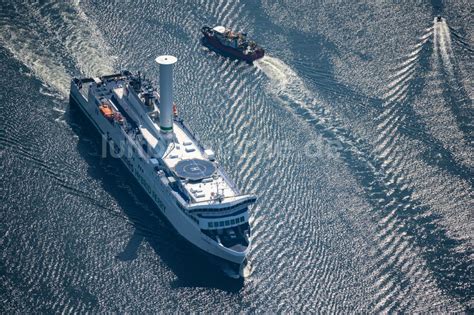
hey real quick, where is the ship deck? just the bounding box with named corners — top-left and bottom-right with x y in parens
top-left (163, 120), bottom-right (242, 205)
top-left (75, 74), bottom-right (252, 207)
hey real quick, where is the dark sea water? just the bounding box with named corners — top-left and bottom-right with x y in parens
top-left (1, 0), bottom-right (473, 312)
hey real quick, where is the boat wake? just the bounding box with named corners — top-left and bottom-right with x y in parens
top-left (433, 17), bottom-right (454, 77)
top-left (255, 56), bottom-right (311, 102)
top-left (255, 55), bottom-right (358, 150)
top-left (254, 55), bottom-right (340, 133)
top-left (255, 46), bottom-right (473, 310)
top-left (421, 18), bottom-right (473, 169)
top-left (0, 1), bottom-right (114, 97)
top-left (375, 26), bottom-right (433, 156)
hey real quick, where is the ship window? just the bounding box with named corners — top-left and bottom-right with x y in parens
top-left (230, 219), bottom-right (235, 225)
top-left (208, 222), bottom-right (212, 228)
top-left (219, 221), bottom-right (225, 227)
top-left (225, 220), bottom-right (230, 226)
top-left (240, 217), bottom-right (244, 222)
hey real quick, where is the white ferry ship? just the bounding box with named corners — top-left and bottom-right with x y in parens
top-left (69, 56), bottom-right (256, 277)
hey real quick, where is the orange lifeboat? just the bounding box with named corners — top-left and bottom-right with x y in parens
top-left (99, 104), bottom-right (114, 119)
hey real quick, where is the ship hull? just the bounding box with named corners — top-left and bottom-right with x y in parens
top-left (69, 82), bottom-right (248, 275)
top-left (202, 34), bottom-right (264, 62)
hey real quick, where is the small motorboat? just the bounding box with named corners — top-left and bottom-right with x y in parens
top-left (201, 25), bottom-right (264, 62)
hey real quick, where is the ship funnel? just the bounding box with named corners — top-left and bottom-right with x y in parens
top-left (155, 55), bottom-right (177, 133)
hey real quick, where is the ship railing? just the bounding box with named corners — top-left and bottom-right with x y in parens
top-left (192, 196), bottom-right (255, 211)
top-left (187, 194), bottom-right (257, 208)
top-left (73, 77), bottom-right (94, 84)
top-left (215, 166), bottom-right (241, 194)
top-left (71, 77), bottom-right (94, 100)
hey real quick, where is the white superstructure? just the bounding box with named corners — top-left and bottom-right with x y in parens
top-left (69, 56), bottom-right (256, 276)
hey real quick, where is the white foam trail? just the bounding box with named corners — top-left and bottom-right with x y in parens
top-left (0, 25), bottom-right (71, 96)
top-left (417, 29), bottom-right (433, 42)
top-left (254, 56), bottom-right (314, 107)
top-left (434, 18), bottom-right (454, 76)
top-left (407, 45), bottom-right (424, 58)
top-left (440, 22), bottom-right (454, 75)
top-left (383, 72), bottom-right (414, 99)
top-left (0, 1), bottom-right (114, 97)
top-left (397, 54), bottom-right (420, 68)
top-left (391, 62), bottom-right (416, 80)
top-left (64, 1), bottom-right (114, 77)
top-left (433, 19), bottom-right (439, 71)
top-left (255, 56), bottom-right (294, 87)
top-left (52, 107), bottom-right (66, 114)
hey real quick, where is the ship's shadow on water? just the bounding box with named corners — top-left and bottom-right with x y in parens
top-left (67, 99), bottom-right (243, 292)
